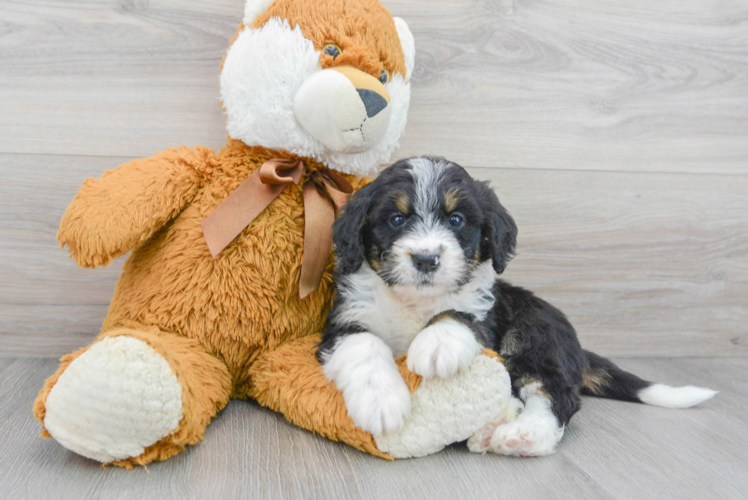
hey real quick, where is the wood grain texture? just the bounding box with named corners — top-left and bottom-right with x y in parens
top-left (1, 357), bottom-right (745, 499)
top-left (2, 153), bottom-right (747, 357)
top-left (393, 0), bottom-right (748, 175)
top-left (484, 166), bottom-right (748, 358)
top-left (1, 0), bottom-right (747, 174)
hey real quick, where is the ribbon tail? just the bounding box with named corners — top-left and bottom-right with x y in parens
top-left (299, 183), bottom-right (335, 299)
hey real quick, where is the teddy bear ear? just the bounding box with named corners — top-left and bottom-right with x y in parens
top-left (393, 17), bottom-right (415, 81)
top-left (243, 0), bottom-right (276, 27)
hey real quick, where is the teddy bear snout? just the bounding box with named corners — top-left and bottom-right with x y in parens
top-left (357, 89), bottom-right (388, 118)
top-left (293, 66), bottom-right (392, 154)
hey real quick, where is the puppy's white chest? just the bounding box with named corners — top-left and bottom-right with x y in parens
top-left (357, 287), bottom-right (435, 357)
top-left (338, 263), bottom-right (497, 357)
top-left (338, 270), bottom-right (443, 356)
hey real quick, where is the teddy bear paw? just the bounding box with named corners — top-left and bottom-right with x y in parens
top-left (43, 336), bottom-right (183, 463)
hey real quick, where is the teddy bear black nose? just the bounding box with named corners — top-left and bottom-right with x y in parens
top-left (357, 89), bottom-right (388, 118)
top-left (411, 254), bottom-right (440, 273)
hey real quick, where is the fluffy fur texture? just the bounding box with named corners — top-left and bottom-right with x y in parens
top-left (35, 0), bottom-right (427, 467)
top-left (406, 318), bottom-right (483, 379)
top-left (36, 0), bottom-right (510, 467)
top-left (637, 384), bottom-right (718, 409)
top-left (321, 333), bottom-right (412, 435)
top-left (243, 0), bottom-right (276, 26)
top-left (222, 0), bottom-right (413, 175)
top-left (320, 156), bottom-right (717, 457)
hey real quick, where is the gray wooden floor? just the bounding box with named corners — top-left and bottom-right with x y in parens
top-left (1, 357), bottom-right (745, 500)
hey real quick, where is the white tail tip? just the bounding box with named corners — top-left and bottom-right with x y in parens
top-left (638, 384), bottom-right (717, 409)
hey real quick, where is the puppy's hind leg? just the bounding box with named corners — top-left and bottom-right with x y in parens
top-left (467, 395), bottom-right (524, 453)
top-left (469, 381), bottom-right (576, 457)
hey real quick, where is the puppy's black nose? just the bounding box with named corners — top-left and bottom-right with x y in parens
top-left (357, 89), bottom-right (388, 118)
top-left (412, 254), bottom-right (440, 273)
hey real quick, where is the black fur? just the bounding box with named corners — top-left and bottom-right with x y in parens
top-left (320, 156), bottom-right (655, 428)
top-left (475, 180), bottom-right (517, 274)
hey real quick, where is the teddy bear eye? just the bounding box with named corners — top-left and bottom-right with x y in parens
top-left (323, 44), bottom-right (341, 59)
top-left (379, 70), bottom-right (389, 84)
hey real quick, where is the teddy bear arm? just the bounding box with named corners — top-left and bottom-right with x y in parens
top-left (58, 147), bottom-right (214, 268)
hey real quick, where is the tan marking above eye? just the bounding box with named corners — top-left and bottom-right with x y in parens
top-left (444, 187), bottom-right (461, 213)
top-left (395, 192), bottom-right (409, 214)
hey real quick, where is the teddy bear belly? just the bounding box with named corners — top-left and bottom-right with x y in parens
top-left (102, 200), bottom-right (334, 376)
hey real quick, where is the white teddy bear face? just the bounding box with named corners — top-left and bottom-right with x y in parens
top-left (220, 0), bottom-right (415, 176)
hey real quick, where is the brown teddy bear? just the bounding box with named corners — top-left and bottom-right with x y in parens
top-left (33, 0), bottom-right (511, 467)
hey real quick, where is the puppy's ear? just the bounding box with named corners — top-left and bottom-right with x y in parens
top-left (332, 183), bottom-right (375, 275)
top-left (477, 181), bottom-right (517, 274)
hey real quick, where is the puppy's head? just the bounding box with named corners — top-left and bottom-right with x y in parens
top-left (333, 157), bottom-right (517, 291)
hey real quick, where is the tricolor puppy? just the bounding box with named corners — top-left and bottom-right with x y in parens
top-left (318, 156), bottom-right (717, 457)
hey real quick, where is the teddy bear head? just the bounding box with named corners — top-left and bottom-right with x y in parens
top-left (221, 0), bottom-right (415, 176)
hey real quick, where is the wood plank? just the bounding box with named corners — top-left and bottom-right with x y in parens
top-left (562, 357), bottom-right (748, 500)
top-left (1, 357), bottom-right (745, 499)
top-left (477, 166), bottom-right (748, 358)
top-left (0, 0), bottom-right (238, 157)
top-left (0, 153), bottom-right (126, 356)
top-left (393, 0), bottom-right (748, 175)
top-left (2, 153), bottom-right (746, 357)
top-left (1, 0), bottom-right (746, 174)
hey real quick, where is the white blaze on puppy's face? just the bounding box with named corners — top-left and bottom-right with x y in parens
top-left (383, 158), bottom-right (470, 291)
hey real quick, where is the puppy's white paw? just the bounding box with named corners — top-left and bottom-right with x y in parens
top-left (467, 396), bottom-right (524, 453)
top-left (407, 319), bottom-right (482, 379)
top-left (322, 333), bottom-right (411, 436)
top-left (488, 417), bottom-right (563, 457)
top-left (343, 374), bottom-right (412, 436)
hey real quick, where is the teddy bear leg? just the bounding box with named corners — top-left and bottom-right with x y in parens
top-left (247, 336), bottom-right (512, 460)
top-left (247, 335), bottom-right (393, 459)
top-left (34, 327), bottom-right (232, 468)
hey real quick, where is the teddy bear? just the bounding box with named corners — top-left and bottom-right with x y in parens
top-left (33, 0), bottom-right (513, 467)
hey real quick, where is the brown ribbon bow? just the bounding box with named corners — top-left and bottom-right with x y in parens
top-left (201, 158), bottom-right (353, 299)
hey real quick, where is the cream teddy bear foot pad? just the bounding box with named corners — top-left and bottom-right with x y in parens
top-left (43, 336), bottom-right (183, 462)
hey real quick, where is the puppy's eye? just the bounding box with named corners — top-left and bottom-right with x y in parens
top-left (379, 70), bottom-right (389, 84)
top-left (323, 44), bottom-right (341, 59)
top-left (390, 214), bottom-right (405, 228)
top-left (449, 214), bottom-right (464, 228)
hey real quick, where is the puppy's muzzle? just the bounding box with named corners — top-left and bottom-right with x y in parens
top-left (293, 66), bottom-right (392, 154)
top-left (412, 253), bottom-right (440, 274)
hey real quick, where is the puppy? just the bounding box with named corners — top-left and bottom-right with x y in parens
top-left (318, 156), bottom-right (717, 456)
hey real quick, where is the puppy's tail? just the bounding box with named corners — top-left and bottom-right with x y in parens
top-left (581, 350), bottom-right (717, 408)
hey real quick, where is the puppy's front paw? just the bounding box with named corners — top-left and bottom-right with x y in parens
top-left (343, 374), bottom-right (411, 436)
top-left (322, 333), bottom-right (411, 436)
top-left (407, 319), bottom-right (482, 379)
